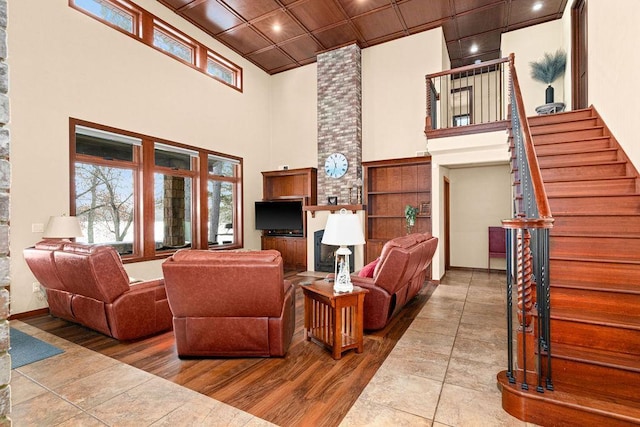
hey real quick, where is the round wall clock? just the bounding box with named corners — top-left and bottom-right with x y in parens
top-left (324, 152), bottom-right (348, 179)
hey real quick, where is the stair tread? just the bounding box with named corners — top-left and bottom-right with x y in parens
top-left (537, 147), bottom-right (618, 158)
top-left (531, 125), bottom-right (604, 136)
top-left (551, 280), bottom-right (640, 295)
top-left (552, 210), bottom-right (638, 217)
top-left (529, 115), bottom-right (596, 124)
top-left (533, 135), bottom-right (611, 146)
top-left (528, 107), bottom-right (593, 117)
top-left (548, 192), bottom-right (640, 199)
top-left (552, 343), bottom-right (640, 372)
top-left (542, 175), bottom-right (636, 183)
top-left (540, 160), bottom-right (626, 169)
top-left (551, 307), bottom-right (640, 331)
top-left (551, 255), bottom-right (640, 265)
top-left (527, 108), bottom-right (594, 122)
top-left (498, 371), bottom-right (640, 421)
top-left (551, 232), bottom-right (640, 239)
top-left (553, 212), bottom-right (640, 217)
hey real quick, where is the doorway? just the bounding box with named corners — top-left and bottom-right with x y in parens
top-left (572, 0), bottom-right (588, 109)
top-left (444, 176), bottom-right (450, 270)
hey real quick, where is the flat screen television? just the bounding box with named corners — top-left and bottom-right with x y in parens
top-left (255, 200), bottom-right (304, 235)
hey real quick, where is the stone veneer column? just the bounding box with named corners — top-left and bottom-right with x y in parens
top-left (163, 176), bottom-right (186, 247)
top-left (0, 0), bottom-right (10, 424)
top-left (317, 44), bottom-right (362, 205)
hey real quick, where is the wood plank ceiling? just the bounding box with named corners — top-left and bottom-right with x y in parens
top-left (158, 0), bottom-right (568, 74)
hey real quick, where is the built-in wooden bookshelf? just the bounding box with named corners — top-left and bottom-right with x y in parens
top-left (363, 157), bottom-right (432, 263)
top-left (261, 167), bottom-right (317, 270)
top-left (262, 167), bottom-right (317, 205)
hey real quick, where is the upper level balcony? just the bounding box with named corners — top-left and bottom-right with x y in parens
top-left (425, 57), bottom-right (510, 139)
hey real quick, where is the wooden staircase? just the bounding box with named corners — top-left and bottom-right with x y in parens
top-left (498, 106), bottom-right (640, 426)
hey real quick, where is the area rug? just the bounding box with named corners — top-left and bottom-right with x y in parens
top-left (10, 328), bottom-right (63, 369)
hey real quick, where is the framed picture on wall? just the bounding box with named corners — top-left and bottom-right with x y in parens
top-left (419, 201), bottom-right (431, 216)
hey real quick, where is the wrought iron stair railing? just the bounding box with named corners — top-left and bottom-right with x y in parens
top-left (503, 53), bottom-right (554, 393)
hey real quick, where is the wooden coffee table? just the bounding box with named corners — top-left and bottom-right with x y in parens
top-left (302, 280), bottom-right (368, 360)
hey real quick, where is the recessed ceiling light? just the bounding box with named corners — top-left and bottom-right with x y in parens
top-left (533, 2), bottom-right (543, 11)
top-left (470, 44), bottom-right (478, 54)
top-left (273, 24), bottom-right (282, 32)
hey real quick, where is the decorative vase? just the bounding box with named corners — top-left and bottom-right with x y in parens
top-left (406, 218), bottom-right (415, 235)
top-left (545, 85), bottom-right (554, 104)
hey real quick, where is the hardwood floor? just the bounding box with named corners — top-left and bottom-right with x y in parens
top-left (22, 273), bottom-right (437, 427)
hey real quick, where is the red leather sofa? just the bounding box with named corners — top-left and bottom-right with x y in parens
top-left (23, 241), bottom-right (172, 340)
top-left (162, 249), bottom-right (295, 357)
top-left (351, 233), bottom-right (438, 330)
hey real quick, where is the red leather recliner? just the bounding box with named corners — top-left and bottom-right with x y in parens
top-left (23, 241), bottom-right (173, 340)
top-left (161, 249), bottom-right (295, 357)
top-left (351, 233), bottom-right (438, 330)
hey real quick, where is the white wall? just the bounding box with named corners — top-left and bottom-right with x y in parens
top-left (502, 19), bottom-right (566, 115)
top-left (449, 165), bottom-right (512, 269)
top-left (561, 0), bottom-right (573, 111)
top-left (269, 64), bottom-right (318, 171)
top-left (587, 0), bottom-right (640, 168)
top-left (362, 29), bottom-right (446, 161)
top-left (8, 0), bottom-right (272, 314)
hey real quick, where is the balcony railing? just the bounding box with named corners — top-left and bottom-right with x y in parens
top-left (425, 57), bottom-right (510, 138)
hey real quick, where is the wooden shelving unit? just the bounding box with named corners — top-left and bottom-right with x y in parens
top-left (261, 167), bottom-right (317, 270)
top-left (363, 157), bottom-right (432, 264)
top-left (262, 167), bottom-right (317, 205)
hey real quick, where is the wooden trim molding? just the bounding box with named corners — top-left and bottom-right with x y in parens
top-left (9, 308), bottom-right (50, 320)
top-left (425, 120), bottom-right (509, 139)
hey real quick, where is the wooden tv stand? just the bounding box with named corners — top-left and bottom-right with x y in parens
top-left (261, 235), bottom-right (306, 271)
top-left (261, 167), bottom-right (317, 270)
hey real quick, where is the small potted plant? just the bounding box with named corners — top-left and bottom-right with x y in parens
top-left (405, 205), bottom-right (418, 234)
top-left (529, 49), bottom-right (567, 104)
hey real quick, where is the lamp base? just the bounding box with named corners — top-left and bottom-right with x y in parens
top-left (333, 274), bottom-right (353, 293)
top-left (333, 246), bottom-right (354, 293)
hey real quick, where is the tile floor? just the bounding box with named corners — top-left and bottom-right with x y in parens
top-left (10, 269), bottom-right (531, 426)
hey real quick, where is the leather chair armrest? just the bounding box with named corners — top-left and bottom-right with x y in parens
top-left (108, 279), bottom-right (171, 340)
top-left (349, 276), bottom-right (394, 330)
top-left (128, 278), bottom-right (166, 301)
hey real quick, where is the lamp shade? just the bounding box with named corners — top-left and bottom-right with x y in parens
top-left (321, 209), bottom-right (365, 246)
top-left (43, 215), bottom-right (84, 239)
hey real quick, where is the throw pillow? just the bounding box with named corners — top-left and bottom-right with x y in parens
top-left (358, 257), bottom-right (380, 278)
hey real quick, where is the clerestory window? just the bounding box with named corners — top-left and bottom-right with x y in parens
top-left (69, 0), bottom-right (243, 91)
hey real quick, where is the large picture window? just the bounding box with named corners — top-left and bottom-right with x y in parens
top-left (70, 119), bottom-right (243, 261)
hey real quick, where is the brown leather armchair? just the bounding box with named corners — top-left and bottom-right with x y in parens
top-left (161, 249), bottom-right (295, 357)
top-left (23, 241), bottom-right (173, 340)
top-left (351, 233), bottom-right (438, 330)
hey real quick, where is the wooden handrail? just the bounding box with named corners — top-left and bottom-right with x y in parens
top-left (507, 53), bottom-right (552, 219)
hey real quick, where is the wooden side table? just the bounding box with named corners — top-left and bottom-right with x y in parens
top-left (302, 280), bottom-right (368, 360)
